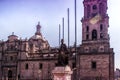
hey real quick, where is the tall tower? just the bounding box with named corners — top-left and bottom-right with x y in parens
top-left (78, 0), bottom-right (114, 80)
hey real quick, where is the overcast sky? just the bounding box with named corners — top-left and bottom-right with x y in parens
top-left (0, 0), bottom-right (120, 69)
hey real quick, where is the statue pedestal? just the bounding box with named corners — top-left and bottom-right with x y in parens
top-left (52, 65), bottom-right (73, 80)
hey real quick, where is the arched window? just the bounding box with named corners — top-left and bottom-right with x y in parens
top-left (100, 24), bottom-right (103, 31)
top-left (92, 30), bottom-right (97, 40)
top-left (8, 70), bottom-right (12, 78)
top-left (86, 26), bottom-right (89, 32)
top-left (87, 5), bottom-right (90, 18)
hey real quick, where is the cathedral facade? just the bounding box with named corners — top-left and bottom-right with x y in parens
top-left (0, 0), bottom-right (114, 80)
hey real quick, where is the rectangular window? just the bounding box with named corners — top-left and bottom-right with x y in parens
top-left (39, 63), bottom-right (43, 69)
top-left (95, 77), bottom-right (100, 80)
top-left (100, 24), bottom-right (103, 31)
top-left (25, 63), bottom-right (28, 70)
top-left (91, 61), bottom-right (96, 69)
top-left (72, 62), bottom-right (76, 69)
top-left (10, 56), bottom-right (13, 61)
top-left (55, 63), bottom-right (57, 66)
top-left (86, 26), bottom-right (89, 32)
top-left (86, 34), bottom-right (89, 40)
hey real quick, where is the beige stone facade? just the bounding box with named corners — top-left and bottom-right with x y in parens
top-left (0, 22), bottom-right (114, 80)
top-left (0, 23), bottom-right (75, 80)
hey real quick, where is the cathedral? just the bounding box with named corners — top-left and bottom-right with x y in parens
top-left (0, 0), bottom-right (114, 80)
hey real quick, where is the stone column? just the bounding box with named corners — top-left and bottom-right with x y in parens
top-left (52, 65), bottom-right (72, 80)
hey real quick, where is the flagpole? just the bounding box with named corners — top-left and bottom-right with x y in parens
top-left (59, 24), bottom-right (61, 46)
top-left (74, 0), bottom-right (78, 80)
top-left (75, 0), bottom-right (77, 63)
top-left (62, 17), bottom-right (64, 40)
top-left (67, 8), bottom-right (70, 48)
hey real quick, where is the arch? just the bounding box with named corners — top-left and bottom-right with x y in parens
top-left (92, 30), bottom-right (97, 40)
top-left (8, 70), bottom-right (12, 79)
top-left (100, 24), bottom-right (103, 31)
top-left (86, 26), bottom-right (89, 32)
top-left (86, 34), bottom-right (89, 40)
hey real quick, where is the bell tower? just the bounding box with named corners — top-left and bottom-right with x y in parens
top-left (78, 0), bottom-right (114, 80)
top-left (82, 0), bottom-right (109, 42)
top-left (81, 0), bottom-right (110, 52)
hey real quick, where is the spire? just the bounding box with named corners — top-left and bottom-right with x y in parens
top-left (35, 22), bottom-right (41, 35)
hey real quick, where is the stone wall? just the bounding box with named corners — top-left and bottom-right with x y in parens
top-left (79, 53), bottom-right (111, 80)
top-left (19, 60), bottom-right (56, 80)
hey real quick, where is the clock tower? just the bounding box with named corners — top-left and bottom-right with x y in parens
top-left (78, 0), bottom-right (114, 80)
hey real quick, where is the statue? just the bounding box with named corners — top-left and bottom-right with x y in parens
top-left (57, 39), bottom-right (69, 66)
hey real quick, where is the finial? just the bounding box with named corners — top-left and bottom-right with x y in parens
top-left (12, 32), bottom-right (14, 35)
top-left (38, 22), bottom-right (40, 25)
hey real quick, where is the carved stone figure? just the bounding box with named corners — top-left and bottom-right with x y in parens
top-left (57, 39), bottom-right (69, 66)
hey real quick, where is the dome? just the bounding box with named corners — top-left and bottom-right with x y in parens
top-left (30, 34), bottom-right (42, 40)
top-left (28, 22), bottom-right (50, 52)
top-left (30, 34), bottom-right (47, 42)
top-left (30, 22), bottom-right (47, 42)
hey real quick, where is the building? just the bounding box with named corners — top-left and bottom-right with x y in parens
top-left (115, 68), bottom-right (120, 80)
top-left (0, 23), bottom-right (51, 80)
top-left (78, 0), bottom-right (114, 80)
top-left (0, 0), bottom-right (114, 80)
